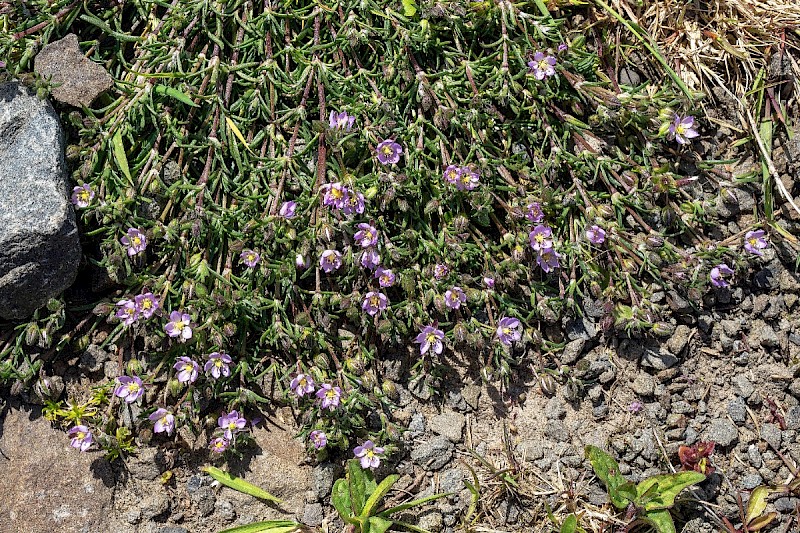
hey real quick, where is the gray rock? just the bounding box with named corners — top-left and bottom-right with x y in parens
top-left (80, 344), bottom-right (112, 373)
top-left (190, 486), bottom-right (216, 517)
top-left (312, 462), bottom-right (339, 500)
top-left (215, 498), bottom-right (236, 522)
top-left (741, 473), bottom-right (763, 490)
top-left (186, 475), bottom-right (204, 494)
top-left (728, 397), bottom-right (747, 425)
top-left (429, 410), bottom-right (465, 442)
top-left (127, 447), bottom-right (162, 481)
top-left (706, 419), bottom-right (738, 447)
top-left (786, 406), bottom-right (800, 430)
top-left (544, 420), bottom-right (568, 442)
top-left (561, 338), bottom-right (585, 364)
top-left (302, 503), bottom-right (324, 527)
top-left (544, 397), bottom-right (567, 420)
top-left (139, 493), bottom-right (170, 520)
top-left (462, 384), bottom-right (481, 411)
top-left (408, 413), bottom-right (426, 434)
top-left (640, 346), bottom-right (678, 370)
top-left (761, 423), bottom-right (782, 449)
top-left (417, 510), bottom-right (444, 532)
top-left (682, 517), bottom-right (716, 533)
top-left (439, 468), bottom-right (465, 493)
top-left (774, 497), bottom-right (800, 512)
top-left (0, 82), bottom-right (81, 319)
top-left (619, 67), bottom-right (642, 86)
top-left (747, 444), bottom-right (763, 468)
top-left (34, 34), bottom-right (114, 107)
top-left (666, 325), bottom-right (691, 355)
top-left (517, 440), bottom-right (545, 461)
top-left (631, 373), bottom-right (655, 397)
top-left (410, 436), bottom-right (454, 470)
top-left (733, 375), bottom-right (755, 399)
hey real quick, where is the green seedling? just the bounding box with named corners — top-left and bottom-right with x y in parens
top-left (332, 459), bottom-right (449, 533)
top-left (585, 445), bottom-right (705, 533)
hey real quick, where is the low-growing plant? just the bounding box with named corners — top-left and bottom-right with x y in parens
top-left (585, 445), bottom-right (705, 533)
top-left (677, 440), bottom-right (715, 475)
top-left (332, 459), bottom-right (449, 533)
top-left (720, 486), bottom-right (779, 533)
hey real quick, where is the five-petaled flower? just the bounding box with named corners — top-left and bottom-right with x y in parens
top-left (586, 225), bottom-right (606, 245)
top-left (496, 317), bottom-right (522, 346)
top-left (444, 287), bottom-right (466, 310)
top-left (114, 375), bottom-right (144, 403)
top-left (321, 182), bottom-right (350, 210)
top-left (342, 190), bottom-right (366, 216)
top-left (354, 223), bottom-right (379, 248)
top-left (443, 165), bottom-right (461, 185)
top-left (414, 325), bottom-right (445, 355)
top-left (360, 249), bottom-right (380, 270)
top-left (329, 110), bottom-right (355, 131)
top-left (710, 263), bottom-right (734, 288)
top-left (240, 249), bottom-right (260, 268)
top-left (376, 139), bottom-right (403, 165)
top-left (529, 225), bottom-right (553, 251)
top-left (116, 299), bottom-right (139, 326)
top-left (456, 166), bottom-right (480, 191)
top-left (433, 264), bottom-right (449, 280)
top-left (362, 291), bottom-right (389, 316)
top-left (149, 408), bottom-right (175, 435)
top-left (310, 430), bottom-right (328, 450)
top-left (121, 228), bottom-right (147, 256)
top-left (316, 383), bottom-right (342, 410)
top-left (484, 277), bottom-right (495, 289)
top-left (71, 184), bottom-right (94, 208)
top-left (744, 229), bottom-right (768, 256)
top-left (205, 352), bottom-right (233, 379)
top-left (354, 440), bottom-right (385, 469)
top-left (68, 425), bottom-right (93, 452)
top-left (218, 410), bottom-right (247, 441)
top-left (134, 292), bottom-right (159, 319)
top-left (164, 310), bottom-right (193, 341)
top-left (290, 373), bottom-right (316, 397)
top-left (528, 51), bottom-right (557, 80)
top-left (209, 437), bottom-right (229, 453)
top-left (320, 250), bottom-right (343, 273)
top-left (173, 356), bottom-right (199, 384)
top-left (375, 267), bottom-right (396, 287)
top-left (278, 200), bottom-right (297, 219)
top-left (668, 114), bottom-right (700, 145)
top-left (525, 202), bottom-right (545, 223)
top-left (536, 247), bottom-right (561, 273)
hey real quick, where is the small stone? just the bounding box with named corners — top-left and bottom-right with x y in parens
top-left (191, 486), bottom-right (216, 517)
top-left (408, 413), bottom-right (426, 434)
top-left (439, 468), bottom-right (465, 494)
top-left (80, 344), bottom-right (111, 373)
top-left (411, 437), bottom-right (454, 471)
top-left (215, 498), bottom-right (236, 522)
top-left (786, 406), bottom-right (800, 430)
top-left (631, 373), bottom-right (655, 397)
top-left (774, 497), bottom-right (800, 512)
top-left (429, 410), bottom-right (465, 442)
top-left (34, 34), bottom-right (114, 107)
top-left (517, 440), bottom-right (545, 461)
top-left (761, 423), bottom-right (782, 449)
top-left (417, 510), bottom-right (444, 532)
top-left (127, 448), bottom-right (162, 481)
top-left (666, 325), bottom-right (692, 355)
top-left (666, 291), bottom-right (692, 314)
top-left (544, 398), bottom-right (567, 420)
top-left (728, 397), bottom-right (747, 425)
top-left (747, 444), bottom-right (763, 468)
top-left (139, 493), bottom-right (170, 520)
top-left (641, 346), bottom-right (678, 370)
top-left (741, 473), bottom-right (763, 490)
top-left (545, 420), bottom-right (568, 442)
top-left (619, 67), bottom-right (642, 86)
top-left (186, 475), bottom-right (204, 494)
top-left (733, 375), bottom-right (755, 399)
top-left (462, 384), bottom-right (481, 411)
top-left (561, 338), bottom-right (585, 364)
top-left (312, 462), bottom-right (339, 500)
top-left (302, 503), bottom-right (324, 527)
top-left (706, 419), bottom-right (738, 447)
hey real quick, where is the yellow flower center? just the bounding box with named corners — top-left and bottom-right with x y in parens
top-left (535, 234), bottom-right (545, 244)
top-left (749, 238), bottom-right (757, 246)
top-left (538, 59), bottom-right (550, 70)
top-left (331, 188), bottom-right (343, 199)
top-left (366, 449), bottom-right (375, 459)
top-left (382, 146), bottom-right (393, 155)
top-left (125, 308), bottom-right (135, 316)
top-left (326, 389), bottom-right (337, 399)
top-left (215, 359), bottom-right (223, 368)
top-left (502, 327), bottom-right (511, 335)
top-left (182, 363), bottom-right (193, 372)
top-left (228, 422), bottom-right (237, 429)
top-left (298, 377), bottom-right (307, 387)
top-left (132, 236), bottom-right (141, 246)
top-left (675, 124), bottom-right (686, 135)
top-left (79, 191), bottom-right (90, 202)
top-left (76, 431), bottom-right (86, 440)
top-left (426, 333), bottom-right (438, 343)
top-left (370, 296), bottom-right (380, 306)
top-left (141, 299), bottom-right (152, 309)
top-left (127, 383), bottom-right (140, 393)
top-left (160, 416), bottom-right (169, 425)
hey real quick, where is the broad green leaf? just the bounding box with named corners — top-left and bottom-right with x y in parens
top-left (585, 445), bottom-right (630, 509)
top-left (347, 459), bottom-right (371, 515)
top-left (748, 512), bottom-right (778, 531)
top-left (217, 521), bottom-right (302, 533)
top-left (636, 471), bottom-right (705, 511)
top-left (746, 485), bottom-right (771, 524)
top-left (153, 84), bottom-right (198, 107)
top-left (332, 478), bottom-right (357, 524)
top-left (367, 516), bottom-right (393, 533)
top-left (111, 130), bottom-right (133, 186)
top-left (560, 514), bottom-right (578, 533)
top-left (202, 466), bottom-right (282, 504)
top-left (617, 481), bottom-right (638, 504)
top-left (642, 509), bottom-right (676, 533)
top-left (360, 474), bottom-right (399, 519)
top-left (378, 492), bottom-right (451, 517)
top-left (401, 0), bottom-right (417, 17)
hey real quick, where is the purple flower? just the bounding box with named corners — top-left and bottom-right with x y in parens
top-left (310, 430), bottom-right (328, 450)
top-left (329, 110), bottom-right (355, 131)
top-left (360, 249), bottom-right (381, 270)
top-left (558, 42), bottom-right (569, 52)
top-left (321, 182), bottom-right (350, 210)
top-left (134, 292), bottom-right (159, 319)
top-left (668, 114), bottom-right (700, 145)
top-left (525, 202), bottom-right (545, 223)
top-left (496, 317), bottom-right (522, 346)
top-left (433, 263), bottom-right (449, 280)
top-left (68, 425), bottom-right (93, 452)
top-left (710, 263), bottom-right (734, 288)
top-left (528, 51), bottom-right (557, 80)
top-left (115, 299), bottom-right (139, 326)
top-left (114, 375), bottom-right (144, 403)
top-left (149, 408), bottom-right (175, 436)
top-left (296, 253), bottom-right (309, 270)
top-left (444, 286), bottom-right (467, 310)
top-left (316, 383), bottom-right (342, 410)
top-left (209, 437), bottom-right (230, 453)
top-left (342, 190), bottom-right (366, 216)
top-left (354, 223), bottom-right (379, 248)
top-left (529, 225), bottom-right (553, 251)
top-left (628, 400), bottom-right (644, 414)
top-left (164, 310), bottom-right (193, 341)
top-left (414, 325), bottom-right (445, 355)
top-left (278, 201), bottom-right (297, 219)
top-left (71, 184), bottom-right (94, 208)
top-left (240, 249), bottom-right (261, 268)
top-left (744, 230), bottom-right (768, 256)
top-left (375, 267), bottom-right (396, 287)
top-left (456, 167), bottom-right (480, 191)
top-left (362, 291), bottom-right (389, 316)
top-left (290, 373), bottom-right (316, 397)
top-left (484, 277), bottom-right (495, 289)
top-left (536, 247), bottom-right (561, 273)
top-left (204, 352), bottom-right (233, 379)
top-left (376, 139), bottom-right (403, 165)
top-left (320, 250), bottom-right (343, 273)
top-left (354, 440), bottom-right (385, 469)
top-left (443, 165), bottom-right (462, 185)
top-left (121, 227), bottom-right (147, 256)
top-left (173, 356), bottom-right (199, 384)
top-left (586, 225), bottom-right (606, 245)
top-left (218, 410), bottom-right (247, 440)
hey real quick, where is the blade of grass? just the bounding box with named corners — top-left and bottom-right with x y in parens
top-left (203, 466), bottom-right (283, 504)
top-left (217, 521), bottom-right (303, 533)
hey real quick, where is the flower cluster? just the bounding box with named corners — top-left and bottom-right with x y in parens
top-left (329, 110), bottom-right (355, 132)
top-left (115, 292), bottom-right (160, 326)
top-left (321, 182), bottom-right (365, 216)
top-left (442, 164), bottom-right (480, 191)
top-left (355, 223), bottom-right (382, 271)
top-left (208, 410), bottom-right (250, 453)
top-left (529, 224), bottom-right (560, 273)
top-left (290, 372), bottom-right (343, 411)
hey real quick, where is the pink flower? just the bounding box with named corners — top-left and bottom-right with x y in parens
top-left (204, 352), bottom-right (233, 379)
top-left (114, 375), bottom-right (144, 403)
top-left (149, 408), bottom-right (175, 435)
top-left (68, 425), bottom-right (93, 452)
top-left (316, 383), bottom-right (342, 410)
top-left (71, 184), bottom-right (94, 208)
top-left (173, 356), bottom-right (199, 384)
top-left (121, 228), bottom-right (147, 256)
top-left (310, 430), bottom-right (328, 450)
top-left (354, 440), bottom-right (385, 469)
top-left (164, 310), bottom-right (193, 341)
top-left (290, 373), bottom-right (316, 397)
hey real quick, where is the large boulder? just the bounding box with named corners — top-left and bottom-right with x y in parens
top-left (0, 81), bottom-right (81, 320)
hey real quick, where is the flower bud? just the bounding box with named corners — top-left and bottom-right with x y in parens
top-left (381, 380), bottom-right (400, 401)
top-left (167, 378), bottom-right (183, 398)
top-left (345, 357), bottom-right (365, 376)
top-left (539, 374), bottom-right (557, 397)
top-left (651, 322), bottom-right (675, 337)
top-left (126, 359), bottom-right (145, 376)
top-left (453, 322), bottom-right (468, 343)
